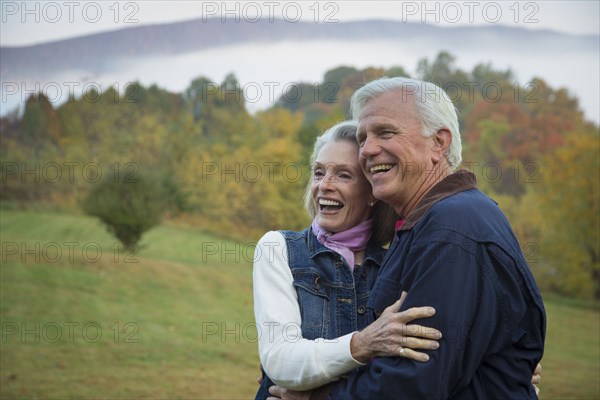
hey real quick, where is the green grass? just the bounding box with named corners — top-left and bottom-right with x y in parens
top-left (1, 210), bottom-right (258, 399)
top-left (541, 299), bottom-right (600, 399)
top-left (1, 210), bottom-right (599, 399)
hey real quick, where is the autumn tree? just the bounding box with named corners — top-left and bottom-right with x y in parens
top-left (531, 131), bottom-right (600, 299)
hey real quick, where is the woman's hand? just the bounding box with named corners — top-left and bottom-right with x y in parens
top-left (532, 362), bottom-right (542, 395)
top-left (350, 291), bottom-right (442, 363)
top-left (267, 386), bottom-right (311, 400)
top-left (532, 362), bottom-right (542, 385)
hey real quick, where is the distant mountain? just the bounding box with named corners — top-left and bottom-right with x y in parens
top-left (1, 18), bottom-right (599, 123)
top-left (1, 18), bottom-right (597, 80)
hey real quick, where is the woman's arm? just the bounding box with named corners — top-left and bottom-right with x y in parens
top-left (254, 231), bottom-right (360, 391)
top-left (253, 231), bottom-right (441, 391)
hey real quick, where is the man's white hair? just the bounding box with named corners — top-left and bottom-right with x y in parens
top-left (350, 77), bottom-right (462, 170)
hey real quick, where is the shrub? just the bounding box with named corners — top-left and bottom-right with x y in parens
top-left (82, 172), bottom-right (172, 250)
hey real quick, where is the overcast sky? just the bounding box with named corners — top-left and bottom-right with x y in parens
top-left (1, 0), bottom-right (599, 47)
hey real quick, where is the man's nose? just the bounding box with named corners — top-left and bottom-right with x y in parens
top-left (360, 135), bottom-right (379, 158)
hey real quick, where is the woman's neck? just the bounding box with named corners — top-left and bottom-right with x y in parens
top-left (354, 250), bottom-right (365, 265)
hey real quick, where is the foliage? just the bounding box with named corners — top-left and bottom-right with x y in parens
top-left (533, 132), bottom-right (600, 299)
top-left (81, 172), bottom-right (174, 249)
top-left (1, 55), bottom-right (599, 300)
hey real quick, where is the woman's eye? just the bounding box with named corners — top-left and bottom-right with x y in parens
top-left (314, 170), bottom-right (325, 179)
top-left (339, 173), bottom-right (352, 180)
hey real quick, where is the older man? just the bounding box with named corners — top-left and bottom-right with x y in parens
top-left (266, 78), bottom-right (546, 400)
top-left (316, 77), bottom-right (547, 399)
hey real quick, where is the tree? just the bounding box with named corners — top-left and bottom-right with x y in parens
top-left (220, 72), bottom-right (246, 111)
top-left (385, 65), bottom-right (411, 78)
top-left (323, 66), bottom-right (358, 103)
top-left (82, 172), bottom-right (174, 250)
top-left (532, 132), bottom-right (600, 299)
top-left (22, 93), bottom-right (61, 145)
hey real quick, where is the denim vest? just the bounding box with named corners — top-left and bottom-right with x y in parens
top-left (255, 228), bottom-right (386, 399)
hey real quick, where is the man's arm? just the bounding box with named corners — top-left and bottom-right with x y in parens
top-left (329, 240), bottom-right (501, 399)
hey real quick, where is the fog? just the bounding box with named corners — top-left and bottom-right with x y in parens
top-left (2, 39), bottom-right (598, 123)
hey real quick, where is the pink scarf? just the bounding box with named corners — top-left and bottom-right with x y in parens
top-left (311, 219), bottom-right (373, 270)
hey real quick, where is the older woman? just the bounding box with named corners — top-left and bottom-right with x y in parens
top-left (253, 121), bottom-right (442, 399)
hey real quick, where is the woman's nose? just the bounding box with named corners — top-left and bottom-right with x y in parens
top-left (319, 172), bottom-right (336, 191)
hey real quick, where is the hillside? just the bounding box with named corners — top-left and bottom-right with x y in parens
top-left (1, 210), bottom-right (599, 398)
top-left (0, 209), bottom-right (258, 398)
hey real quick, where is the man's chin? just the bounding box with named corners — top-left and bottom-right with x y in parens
top-left (375, 187), bottom-right (404, 209)
top-left (372, 188), bottom-right (393, 205)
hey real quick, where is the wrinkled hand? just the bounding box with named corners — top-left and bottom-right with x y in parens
top-left (532, 363), bottom-right (542, 385)
top-left (267, 385), bottom-right (311, 400)
top-left (350, 291), bottom-right (442, 363)
top-left (532, 362), bottom-right (542, 395)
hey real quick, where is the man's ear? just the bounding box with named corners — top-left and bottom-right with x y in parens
top-left (431, 128), bottom-right (452, 164)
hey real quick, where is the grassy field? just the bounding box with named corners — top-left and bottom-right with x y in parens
top-left (1, 210), bottom-right (599, 399)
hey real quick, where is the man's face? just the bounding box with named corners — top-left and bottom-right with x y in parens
top-left (356, 90), bottom-right (437, 213)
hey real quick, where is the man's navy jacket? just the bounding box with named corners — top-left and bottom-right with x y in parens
top-left (329, 171), bottom-right (546, 399)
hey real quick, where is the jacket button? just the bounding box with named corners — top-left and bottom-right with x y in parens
top-left (357, 305), bottom-right (366, 315)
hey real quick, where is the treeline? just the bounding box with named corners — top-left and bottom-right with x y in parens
top-left (1, 52), bottom-right (598, 300)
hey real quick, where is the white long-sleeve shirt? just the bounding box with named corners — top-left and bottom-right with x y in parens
top-left (253, 231), bottom-right (365, 391)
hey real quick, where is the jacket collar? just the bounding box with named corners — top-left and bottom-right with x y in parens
top-left (398, 170), bottom-right (478, 231)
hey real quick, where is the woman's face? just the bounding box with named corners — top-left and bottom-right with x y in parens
top-left (311, 140), bottom-right (374, 233)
